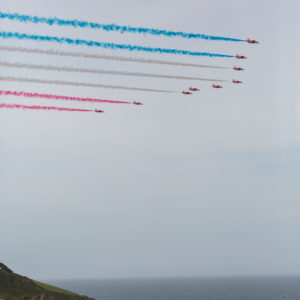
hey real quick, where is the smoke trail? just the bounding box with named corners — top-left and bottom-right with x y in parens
top-left (0, 76), bottom-right (175, 93)
top-left (0, 89), bottom-right (131, 104)
top-left (0, 46), bottom-right (230, 69)
top-left (0, 31), bottom-right (234, 58)
top-left (0, 61), bottom-right (227, 82)
top-left (0, 11), bottom-right (245, 42)
top-left (0, 103), bottom-right (93, 112)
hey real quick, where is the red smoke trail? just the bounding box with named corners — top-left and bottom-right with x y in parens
top-left (0, 103), bottom-right (94, 112)
top-left (0, 89), bottom-right (131, 104)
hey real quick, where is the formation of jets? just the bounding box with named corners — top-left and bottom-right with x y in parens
top-left (182, 78), bottom-right (245, 94)
top-left (182, 87), bottom-right (200, 94)
top-left (180, 38), bottom-right (258, 94)
top-left (0, 34), bottom-right (259, 113)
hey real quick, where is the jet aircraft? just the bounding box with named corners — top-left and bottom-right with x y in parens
top-left (234, 66), bottom-right (244, 71)
top-left (212, 84), bottom-right (223, 88)
top-left (247, 38), bottom-right (259, 44)
top-left (189, 87), bottom-right (200, 92)
top-left (236, 54), bottom-right (247, 59)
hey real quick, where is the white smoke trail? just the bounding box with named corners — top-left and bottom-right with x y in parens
top-left (0, 76), bottom-right (175, 93)
top-left (0, 46), bottom-right (230, 69)
top-left (0, 61), bottom-right (226, 82)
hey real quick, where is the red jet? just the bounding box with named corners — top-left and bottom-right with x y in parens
top-left (232, 79), bottom-right (243, 84)
top-left (182, 91), bottom-right (192, 95)
top-left (189, 87), bottom-right (200, 92)
top-left (212, 84), bottom-right (223, 88)
top-left (133, 101), bottom-right (143, 105)
top-left (95, 109), bottom-right (104, 113)
top-left (247, 38), bottom-right (259, 44)
top-left (234, 66), bottom-right (244, 71)
top-left (236, 54), bottom-right (247, 59)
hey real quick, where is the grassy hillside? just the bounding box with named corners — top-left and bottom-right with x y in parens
top-left (34, 281), bottom-right (79, 296)
top-left (0, 263), bottom-right (94, 300)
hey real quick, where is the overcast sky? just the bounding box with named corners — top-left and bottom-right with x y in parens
top-left (0, 0), bottom-right (299, 280)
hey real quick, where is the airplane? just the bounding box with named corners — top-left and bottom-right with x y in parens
top-left (212, 84), bottom-right (223, 88)
top-left (247, 38), bottom-right (259, 44)
top-left (189, 87), bottom-right (200, 92)
top-left (234, 66), bottom-right (245, 71)
top-left (232, 79), bottom-right (243, 84)
top-left (182, 91), bottom-right (193, 95)
top-left (133, 101), bottom-right (143, 105)
top-left (236, 54), bottom-right (247, 59)
top-left (95, 109), bottom-right (104, 113)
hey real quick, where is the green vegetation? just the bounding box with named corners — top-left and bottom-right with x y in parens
top-left (34, 281), bottom-right (78, 296)
top-left (0, 263), bottom-right (94, 300)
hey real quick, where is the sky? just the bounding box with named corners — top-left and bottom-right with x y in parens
top-left (0, 0), bottom-right (299, 280)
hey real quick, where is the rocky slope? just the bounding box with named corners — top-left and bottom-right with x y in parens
top-left (0, 263), bottom-right (94, 300)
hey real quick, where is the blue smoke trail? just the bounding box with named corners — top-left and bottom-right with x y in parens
top-left (0, 31), bottom-right (234, 57)
top-left (0, 11), bottom-right (246, 42)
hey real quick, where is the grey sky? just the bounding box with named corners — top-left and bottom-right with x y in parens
top-left (0, 0), bottom-right (299, 280)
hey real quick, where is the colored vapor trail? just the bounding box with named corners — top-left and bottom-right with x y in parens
top-left (0, 90), bottom-right (131, 104)
top-left (0, 76), bottom-right (175, 93)
top-left (0, 46), bottom-right (230, 69)
top-left (0, 61), bottom-right (227, 82)
top-left (0, 103), bottom-right (93, 112)
top-left (0, 11), bottom-right (245, 42)
top-left (0, 31), bottom-right (234, 58)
